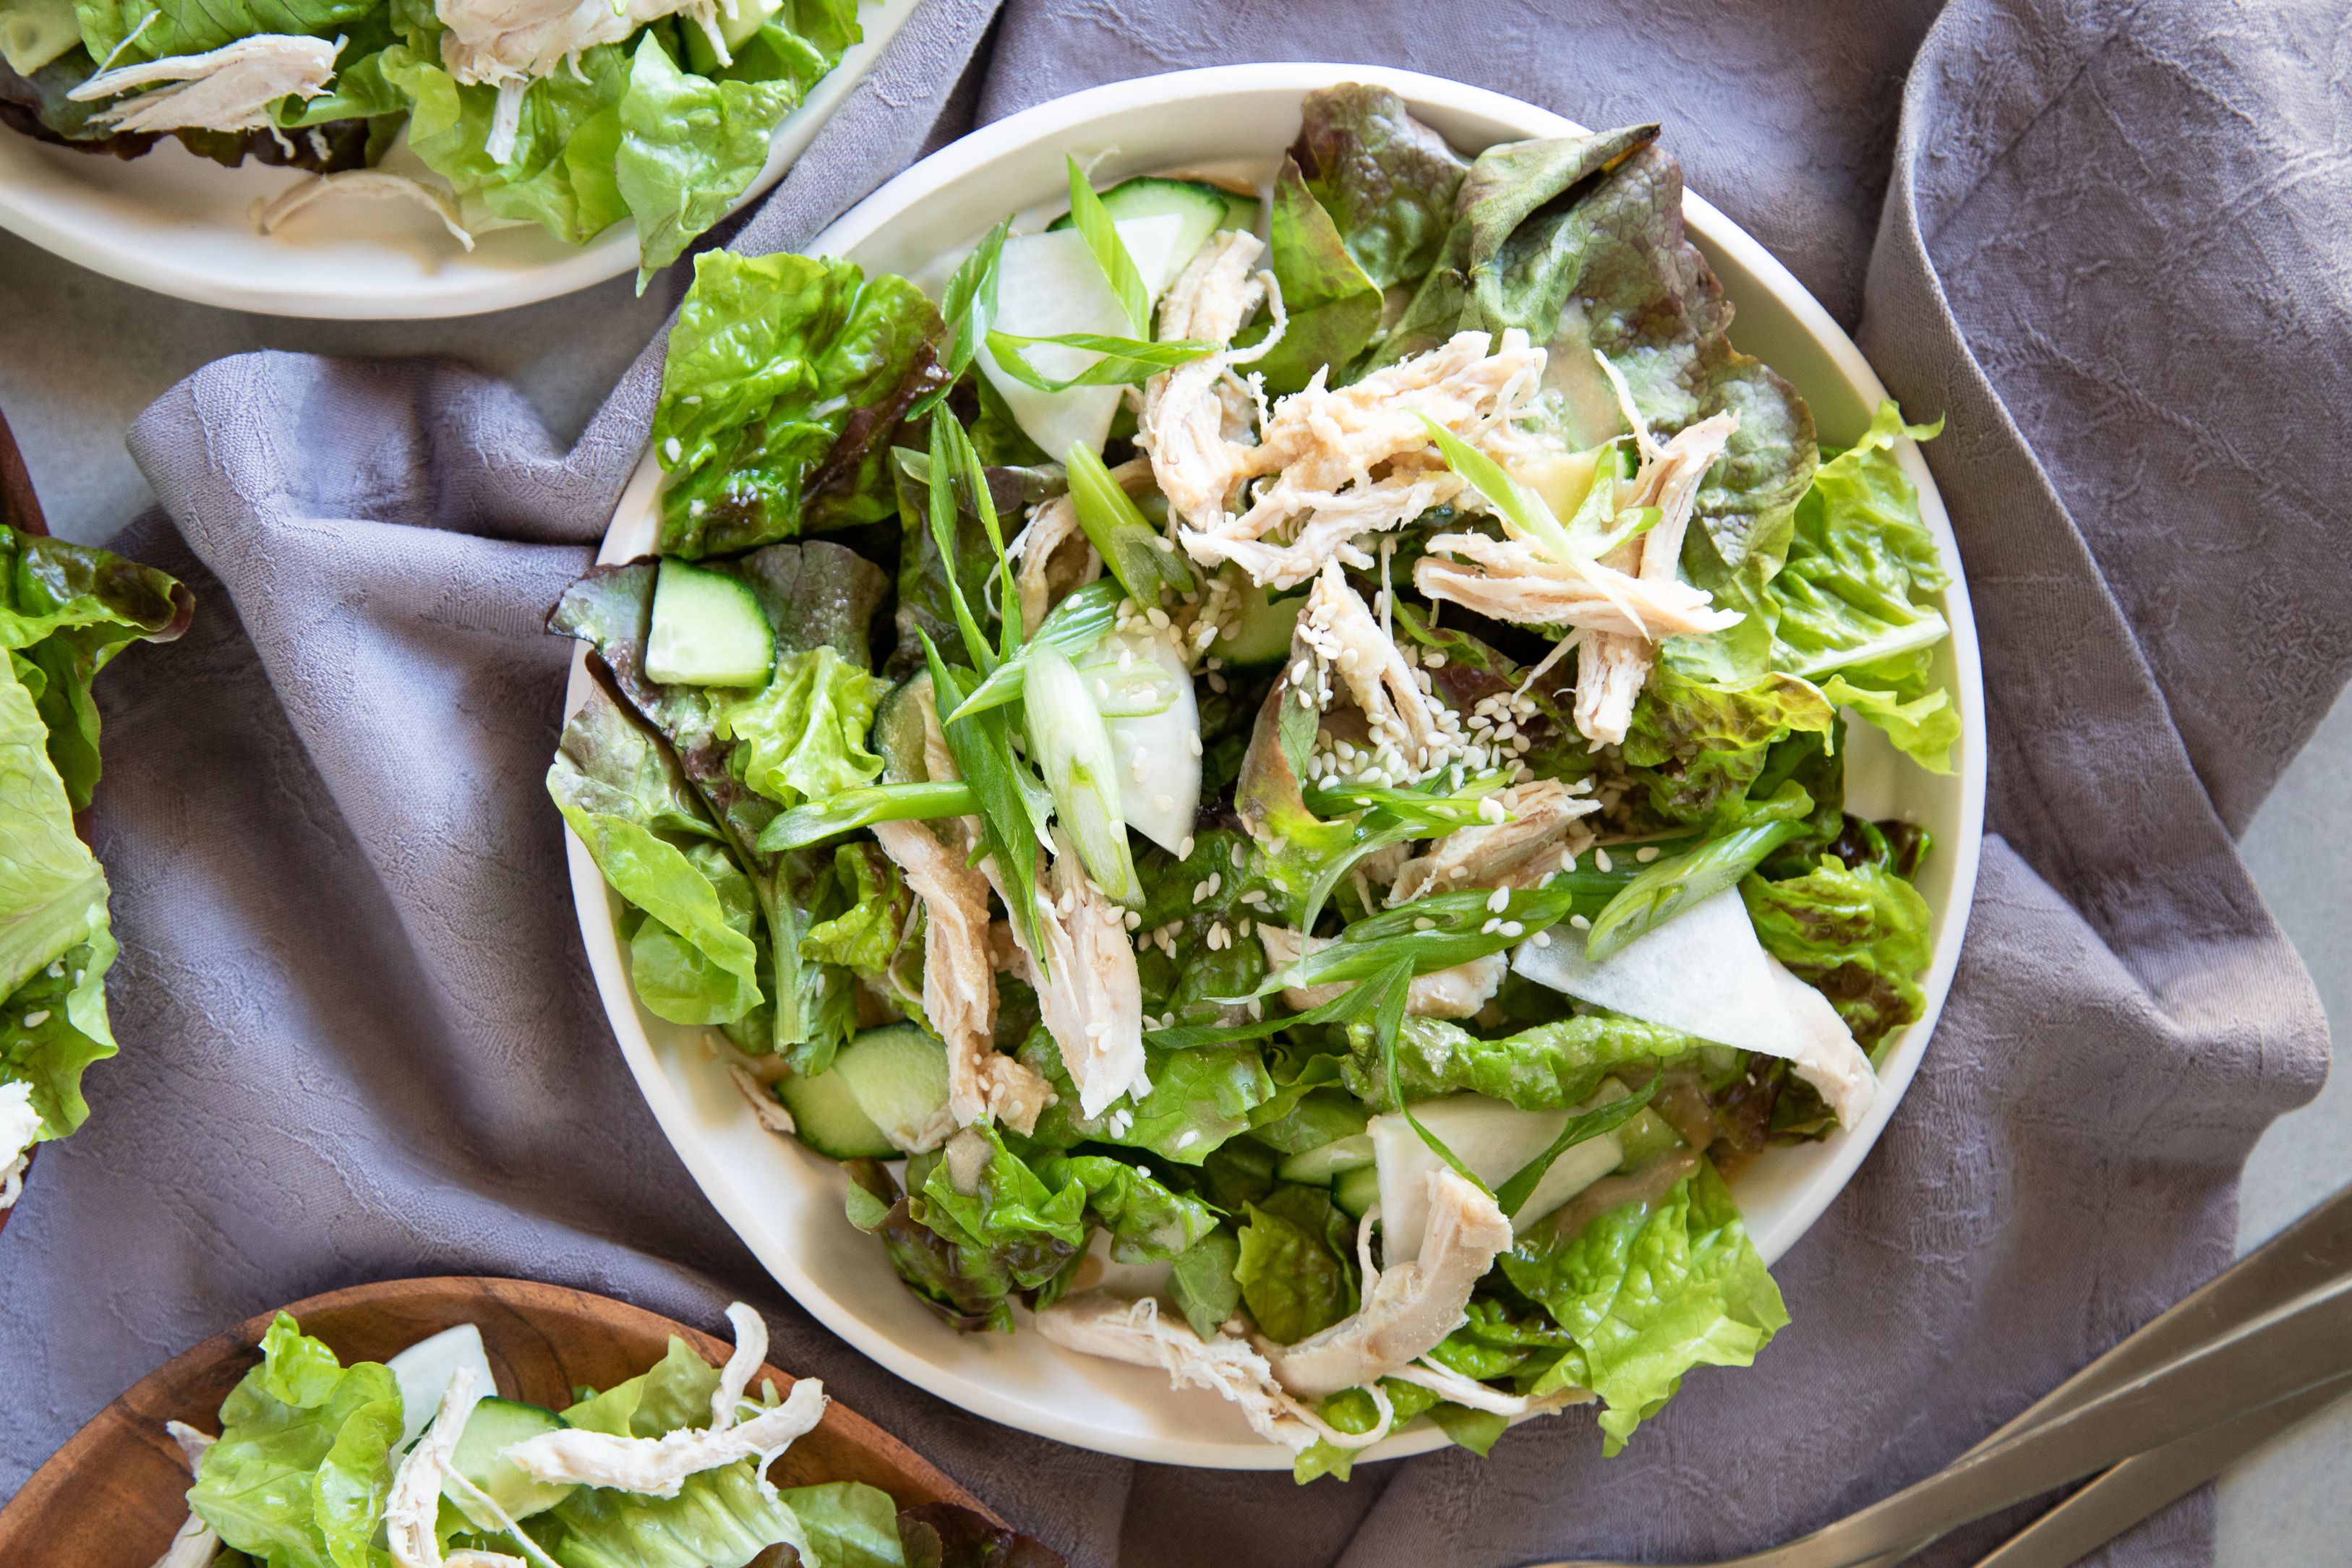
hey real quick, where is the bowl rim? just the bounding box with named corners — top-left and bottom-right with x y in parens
top-left (566, 60), bottom-right (1988, 1468)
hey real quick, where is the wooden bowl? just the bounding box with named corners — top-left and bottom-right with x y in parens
top-left (0, 1275), bottom-right (998, 1565)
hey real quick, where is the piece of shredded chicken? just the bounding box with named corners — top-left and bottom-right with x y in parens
top-left (0, 1080), bottom-right (36, 1211)
top-left (1385, 1355), bottom-right (1591, 1418)
top-left (709, 1301), bottom-right (770, 1431)
top-left (727, 1062), bottom-right (797, 1136)
top-left (1033, 1292), bottom-right (1393, 1453)
top-left (504, 1376), bottom-right (826, 1497)
top-left (1254, 925), bottom-right (1505, 1021)
top-left (1006, 460), bottom-right (1141, 633)
top-left (257, 171), bottom-right (474, 251)
top-left (387, 1366), bottom-right (486, 1568)
top-left (1572, 408), bottom-right (1740, 744)
top-left (1413, 528), bottom-right (1742, 643)
top-left (1295, 560), bottom-right (1466, 774)
top-left (437, 0), bottom-right (729, 85)
top-left (871, 818), bottom-right (1048, 1137)
top-left (1387, 779), bottom-right (1602, 904)
top-left (1137, 231), bottom-right (1280, 533)
top-left (987, 845), bottom-right (1147, 1119)
top-left (69, 33), bottom-right (338, 134)
top-left (1267, 1168), bottom-right (1513, 1399)
top-left (147, 1423), bottom-right (218, 1568)
top-left (1162, 330), bottom-right (1547, 589)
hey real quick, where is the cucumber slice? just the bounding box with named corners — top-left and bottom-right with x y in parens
top-left (385, 1324), bottom-right (497, 1452)
top-left (1051, 176), bottom-right (1259, 293)
top-left (775, 1065), bottom-right (896, 1160)
top-left (645, 559), bottom-right (775, 687)
top-left (446, 1396), bottom-right (576, 1526)
top-left (830, 1024), bottom-right (954, 1154)
top-left (1213, 583), bottom-right (1305, 667)
top-left (1615, 1105), bottom-right (1685, 1171)
top-left (870, 672), bottom-right (933, 784)
top-left (1332, 1162), bottom-right (1381, 1220)
top-left (1277, 1133), bottom-right (1374, 1186)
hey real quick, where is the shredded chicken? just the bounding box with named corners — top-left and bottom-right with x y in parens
top-left (1387, 779), bottom-right (1602, 904)
top-left (1165, 330), bottom-right (1547, 588)
top-left (871, 819), bottom-right (1048, 1136)
top-left (1296, 561), bottom-right (1464, 771)
top-left (1572, 409), bottom-right (1740, 744)
top-left (1386, 1355), bottom-right (1591, 1417)
top-left (1138, 231), bottom-right (1278, 531)
top-left (0, 1080), bottom-right (36, 1211)
top-left (1006, 461), bottom-right (1139, 633)
top-left (1267, 1168), bottom-right (1512, 1399)
top-left (437, 0), bottom-right (731, 87)
top-left (387, 1366), bottom-right (485, 1568)
top-left (727, 1063), bottom-right (797, 1136)
top-left (444, 1555), bottom-right (526, 1568)
top-left (69, 33), bottom-right (337, 134)
top-left (988, 847), bottom-right (1147, 1118)
top-left (1033, 1293), bottom-right (1391, 1453)
top-left (1255, 926), bottom-right (1505, 1021)
top-left (147, 1423), bottom-right (218, 1568)
top-left (258, 171), bottom-right (474, 251)
top-left (505, 1376), bottom-right (826, 1496)
top-left (709, 1301), bottom-right (769, 1431)
top-left (1414, 527), bottom-right (1743, 641)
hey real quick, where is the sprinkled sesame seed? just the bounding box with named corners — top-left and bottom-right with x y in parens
top-left (1208, 672), bottom-right (1228, 693)
top-left (1096, 679), bottom-right (1112, 699)
top-left (1414, 917), bottom-right (1436, 930)
top-left (1188, 732), bottom-right (1203, 757)
top-left (662, 437), bottom-right (683, 462)
top-left (1486, 887), bottom-right (1510, 913)
top-left (1448, 865), bottom-right (1471, 880)
top-left (22, 1010), bottom-right (49, 1029)
top-left (1636, 846), bottom-right (1660, 862)
top-left (1499, 920), bottom-right (1524, 938)
top-left (1481, 918), bottom-right (1501, 935)
top-left (1595, 848), bottom-right (1613, 873)
top-left (1532, 930), bottom-right (1552, 947)
top-left (1124, 910), bottom-right (1142, 930)
top-left (1153, 792), bottom-right (1174, 811)
top-left (1147, 607), bottom-right (1171, 629)
top-left (1179, 836), bottom-right (1194, 858)
top-left (1570, 914), bottom-right (1592, 930)
top-left (1231, 843), bottom-right (1245, 867)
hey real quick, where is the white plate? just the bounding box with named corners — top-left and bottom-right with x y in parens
top-left (565, 64), bottom-right (1988, 1469)
top-left (0, 0), bottom-right (919, 318)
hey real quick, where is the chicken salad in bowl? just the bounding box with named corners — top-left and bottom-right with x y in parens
top-left (555, 66), bottom-right (1983, 1473)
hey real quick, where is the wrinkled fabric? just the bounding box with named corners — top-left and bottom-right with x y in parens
top-left (0, 5), bottom-right (2341, 1568)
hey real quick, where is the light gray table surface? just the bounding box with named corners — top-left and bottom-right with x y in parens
top-left (1, 218), bottom-right (2344, 1560)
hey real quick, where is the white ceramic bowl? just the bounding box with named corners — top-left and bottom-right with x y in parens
top-left (0, 0), bottom-right (918, 318)
top-left (565, 63), bottom-right (1988, 1468)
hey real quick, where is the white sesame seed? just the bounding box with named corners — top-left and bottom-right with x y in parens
top-left (1560, 849), bottom-right (1578, 873)
top-left (22, 1010), bottom-right (49, 1029)
top-left (1595, 848), bottom-right (1613, 873)
top-left (1532, 930), bottom-right (1552, 948)
top-left (1179, 836), bottom-right (1194, 858)
top-left (1188, 732), bottom-right (1203, 756)
top-left (1486, 888), bottom-right (1510, 913)
top-left (1636, 846), bottom-right (1660, 862)
top-left (1448, 865), bottom-right (1471, 880)
top-left (1124, 910), bottom-right (1142, 930)
top-left (1481, 918), bottom-right (1501, 935)
top-left (1096, 679), bottom-right (1112, 699)
top-left (1231, 843), bottom-right (1245, 867)
top-left (1570, 914), bottom-right (1592, 930)
top-left (1414, 917), bottom-right (1436, 930)
top-left (1175, 1129), bottom-right (1199, 1150)
top-left (1499, 921), bottom-right (1524, 938)
top-left (1208, 672), bottom-right (1228, 693)
top-left (1424, 651), bottom-right (1446, 668)
top-left (662, 437), bottom-right (683, 462)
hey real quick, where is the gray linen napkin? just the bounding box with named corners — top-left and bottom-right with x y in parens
top-left (1, 3), bottom-right (2342, 1567)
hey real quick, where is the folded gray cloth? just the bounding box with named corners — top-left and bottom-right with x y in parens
top-left (1, 4), bottom-right (2340, 1568)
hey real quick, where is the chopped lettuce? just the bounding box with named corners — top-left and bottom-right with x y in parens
top-left (1501, 1160), bottom-right (1787, 1454)
top-left (1289, 82), bottom-right (1471, 291)
top-left (719, 646), bottom-right (886, 808)
top-left (778, 1481), bottom-right (909, 1568)
top-left (1234, 1183), bottom-right (1358, 1344)
top-left (1348, 1013), bottom-right (1709, 1111)
top-left (656, 252), bottom-right (946, 557)
top-left (1243, 156), bottom-right (1382, 393)
top-left (614, 30), bottom-right (804, 278)
top-left (1742, 852), bottom-right (1933, 1058)
top-left (1621, 665), bottom-right (1834, 828)
top-left (74, 0), bottom-right (377, 64)
top-left (529, 1458), bottom-right (806, 1568)
top-left (1031, 1149), bottom-right (1218, 1264)
top-left (1769, 402), bottom-right (1957, 769)
top-left (188, 1315), bottom-right (405, 1568)
top-left (1020, 1029), bottom-right (1275, 1165)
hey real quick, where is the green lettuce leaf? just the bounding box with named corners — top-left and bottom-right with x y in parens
top-left (188, 1315), bottom-right (404, 1568)
top-left (655, 251), bottom-right (946, 557)
top-left (1168, 1226), bottom-right (1242, 1340)
top-left (799, 841), bottom-right (923, 1024)
top-left (1769, 401), bottom-right (1956, 769)
top-left (1289, 82), bottom-right (1471, 291)
top-left (1019, 1031), bottom-right (1275, 1166)
top-left (1620, 664), bottom-right (1834, 828)
top-left (529, 1459), bottom-right (804, 1568)
top-left (718, 645), bottom-right (885, 808)
top-left (1291, 1379), bottom-right (1441, 1484)
top-left (778, 1481), bottom-right (907, 1568)
top-left (0, 654), bottom-right (108, 1022)
top-left (1500, 1160), bottom-right (1787, 1455)
top-left (558, 1334), bottom-right (722, 1439)
top-left (1348, 1013), bottom-right (1709, 1112)
top-left (74, 0), bottom-right (375, 63)
top-left (1030, 1149), bottom-right (1218, 1264)
top-left (844, 1158), bottom-right (1023, 1333)
top-left (909, 1123), bottom-right (1086, 1301)
top-left (615, 30), bottom-right (801, 278)
top-left (1742, 854), bottom-right (1933, 1058)
top-left (1241, 156), bottom-right (1382, 393)
top-left (1234, 1183), bottom-right (1357, 1344)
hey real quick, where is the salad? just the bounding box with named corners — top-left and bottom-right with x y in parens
top-left (0, 0), bottom-right (864, 274)
top-left (551, 84), bottom-right (1957, 1478)
top-left (1, 521), bottom-right (189, 1213)
top-left (147, 1301), bottom-right (1064, 1567)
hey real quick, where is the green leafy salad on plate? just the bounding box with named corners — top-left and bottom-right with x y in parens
top-left (148, 1301), bottom-right (1062, 1567)
top-left (551, 84), bottom-right (1959, 1479)
top-left (1, 522), bottom-right (188, 1216)
top-left (0, 0), bottom-right (866, 273)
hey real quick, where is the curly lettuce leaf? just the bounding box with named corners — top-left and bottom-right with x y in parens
top-left (1019, 1031), bottom-right (1275, 1167)
top-left (657, 251), bottom-right (946, 557)
top-left (187, 1315), bottom-right (404, 1568)
top-left (910, 1123), bottom-right (1086, 1298)
top-left (74, 0), bottom-right (375, 63)
top-left (1346, 1012), bottom-right (1708, 1111)
top-left (527, 1458), bottom-right (805, 1568)
top-left (718, 645), bottom-right (885, 808)
top-left (1168, 1226), bottom-right (1242, 1340)
top-left (1742, 854), bottom-right (1933, 1058)
top-left (1500, 1160), bottom-right (1787, 1455)
top-left (1234, 1183), bottom-right (1357, 1345)
top-left (1031, 1149), bottom-right (1217, 1264)
top-left (1769, 402), bottom-right (1956, 769)
top-left (1289, 82), bottom-right (1471, 291)
top-left (615, 30), bottom-right (801, 278)
top-left (1621, 665), bottom-right (1833, 828)
top-left (557, 1334), bottom-right (722, 1439)
top-left (1241, 156), bottom-right (1382, 393)
top-left (844, 1157), bottom-right (1024, 1333)
top-left (799, 841), bottom-right (922, 1024)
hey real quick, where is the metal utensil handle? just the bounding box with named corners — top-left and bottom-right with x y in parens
top-left (1772, 1272), bottom-right (2352, 1568)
